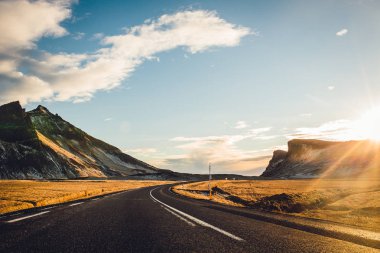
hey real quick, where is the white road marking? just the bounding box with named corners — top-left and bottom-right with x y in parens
top-left (150, 188), bottom-right (244, 242)
top-left (6, 211), bottom-right (50, 223)
top-left (162, 206), bottom-right (196, 227)
top-left (69, 202), bottom-right (84, 207)
top-left (42, 206), bottom-right (55, 210)
top-left (91, 198), bottom-right (100, 201)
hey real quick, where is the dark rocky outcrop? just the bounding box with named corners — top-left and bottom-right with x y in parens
top-left (0, 101), bottom-right (39, 148)
top-left (261, 139), bottom-right (380, 178)
top-left (0, 101), bottom-right (163, 179)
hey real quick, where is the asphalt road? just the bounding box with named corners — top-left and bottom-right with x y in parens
top-left (0, 185), bottom-right (378, 253)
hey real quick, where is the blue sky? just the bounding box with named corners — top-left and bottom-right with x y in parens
top-left (0, 0), bottom-right (379, 175)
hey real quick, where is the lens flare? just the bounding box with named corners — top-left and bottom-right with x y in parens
top-left (354, 106), bottom-right (380, 141)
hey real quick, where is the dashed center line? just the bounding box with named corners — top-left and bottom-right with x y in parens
top-left (6, 211), bottom-right (50, 223)
top-left (69, 202), bottom-right (84, 207)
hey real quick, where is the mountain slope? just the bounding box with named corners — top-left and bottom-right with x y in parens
top-left (0, 101), bottom-right (161, 179)
top-left (261, 139), bottom-right (380, 178)
top-left (0, 102), bottom-right (78, 178)
top-left (28, 105), bottom-right (159, 177)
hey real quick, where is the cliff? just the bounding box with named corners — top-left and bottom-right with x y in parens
top-left (261, 139), bottom-right (379, 178)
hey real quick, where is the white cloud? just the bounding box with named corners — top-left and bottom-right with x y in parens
top-left (104, 118), bottom-right (112, 121)
top-left (328, 85), bottom-right (335, 90)
top-left (336, 28), bottom-right (348, 36)
top-left (300, 113), bottom-right (312, 117)
top-left (159, 136), bottom-right (273, 175)
top-left (0, 4), bottom-right (252, 105)
top-left (287, 119), bottom-right (358, 141)
top-left (73, 32), bottom-right (85, 40)
top-left (171, 134), bottom-right (250, 150)
top-left (249, 127), bottom-right (271, 135)
top-left (254, 135), bottom-right (277, 140)
top-left (71, 11), bottom-right (91, 24)
top-left (123, 148), bottom-right (157, 154)
top-left (90, 33), bottom-right (104, 40)
top-left (0, 0), bottom-right (71, 53)
top-left (163, 127), bottom-right (274, 174)
top-left (234, 120), bottom-right (248, 129)
top-left (0, 73), bottom-right (54, 104)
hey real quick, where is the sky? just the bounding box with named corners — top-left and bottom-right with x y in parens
top-left (0, 0), bottom-right (380, 175)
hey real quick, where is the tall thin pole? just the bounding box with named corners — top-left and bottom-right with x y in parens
top-left (209, 163), bottom-right (212, 200)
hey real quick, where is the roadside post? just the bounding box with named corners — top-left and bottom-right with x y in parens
top-left (209, 163), bottom-right (212, 200)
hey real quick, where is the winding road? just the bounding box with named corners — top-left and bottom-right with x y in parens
top-left (0, 184), bottom-right (377, 252)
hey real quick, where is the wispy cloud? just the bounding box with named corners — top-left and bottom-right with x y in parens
top-left (0, 1), bottom-right (251, 105)
top-left (73, 32), bottom-right (85, 40)
top-left (287, 119), bottom-right (360, 141)
top-left (90, 33), bottom-right (104, 41)
top-left (328, 85), bottom-right (335, 90)
top-left (104, 117), bottom-right (112, 121)
top-left (249, 127), bottom-right (271, 135)
top-left (160, 127), bottom-right (274, 174)
top-left (234, 120), bottom-right (248, 129)
top-left (336, 28), bottom-right (348, 36)
top-left (299, 113), bottom-right (312, 117)
top-left (123, 148), bottom-right (157, 154)
top-left (71, 11), bottom-right (91, 24)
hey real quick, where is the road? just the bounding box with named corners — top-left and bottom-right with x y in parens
top-left (0, 184), bottom-right (377, 253)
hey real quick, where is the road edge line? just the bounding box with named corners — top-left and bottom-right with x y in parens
top-left (161, 206), bottom-right (196, 227)
top-left (6, 211), bottom-right (50, 223)
top-left (150, 187), bottom-right (244, 242)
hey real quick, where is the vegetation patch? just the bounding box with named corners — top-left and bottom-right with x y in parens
top-left (173, 179), bottom-right (380, 231)
top-left (0, 180), bottom-right (173, 214)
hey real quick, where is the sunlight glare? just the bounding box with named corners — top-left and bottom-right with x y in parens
top-left (354, 106), bottom-right (380, 141)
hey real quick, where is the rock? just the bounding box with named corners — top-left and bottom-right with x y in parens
top-left (0, 101), bottom-right (164, 179)
top-left (261, 139), bottom-right (380, 178)
top-left (0, 101), bottom-right (39, 147)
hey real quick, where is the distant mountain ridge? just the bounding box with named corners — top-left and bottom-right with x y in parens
top-left (7, 101), bottom-right (368, 180)
top-left (261, 139), bottom-right (380, 178)
top-left (0, 101), bottom-right (162, 179)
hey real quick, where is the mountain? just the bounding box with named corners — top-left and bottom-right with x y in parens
top-left (0, 101), bottom-right (163, 179)
top-left (261, 139), bottom-right (380, 178)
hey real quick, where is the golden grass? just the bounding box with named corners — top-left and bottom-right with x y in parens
top-left (173, 188), bottom-right (244, 207)
top-left (0, 180), bottom-right (173, 214)
top-left (173, 179), bottom-right (380, 231)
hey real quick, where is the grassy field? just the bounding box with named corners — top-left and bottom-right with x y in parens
top-left (173, 179), bottom-right (380, 231)
top-left (0, 180), bottom-right (173, 214)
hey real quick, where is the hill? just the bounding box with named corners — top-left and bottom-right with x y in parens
top-left (0, 101), bottom-right (162, 179)
top-left (261, 139), bottom-right (380, 178)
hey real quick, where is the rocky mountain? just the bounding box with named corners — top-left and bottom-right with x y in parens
top-left (261, 139), bottom-right (380, 178)
top-left (0, 101), bottom-right (163, 179)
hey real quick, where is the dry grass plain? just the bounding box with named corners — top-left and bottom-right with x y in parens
top-left (0, 180), bottom-right (173, 214)
top-left (173, 179), bottom-right (380, 231)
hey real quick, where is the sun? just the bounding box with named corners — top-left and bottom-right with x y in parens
top-left (354, 106), bottom-right (380, 141)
